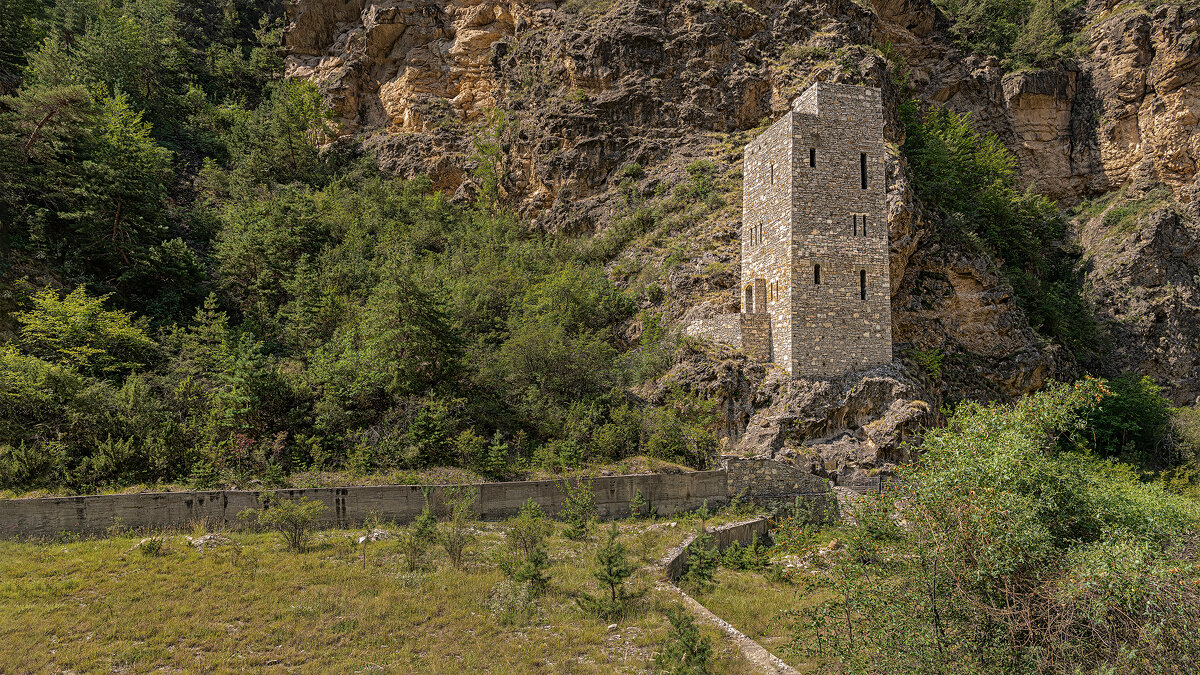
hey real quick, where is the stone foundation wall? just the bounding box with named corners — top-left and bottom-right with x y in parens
top-left (661, 517), bottom-right (775, 583)
top-left (684, 313), bottom-right (773, 363)
top-left (0, 460), bottom-right (832, 539)
top-left (725, 457), bottom-right (836, 518)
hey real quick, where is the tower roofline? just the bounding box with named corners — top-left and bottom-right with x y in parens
top-left (790, 81), bottom-right (882, 116)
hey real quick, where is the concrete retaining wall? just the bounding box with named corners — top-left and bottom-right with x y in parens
top-left (0, 458), bottom-right (833, 539)
top-left (0, 470), bottom-right (733, 539)
top-left (661, 517), bottom-right (775, 583)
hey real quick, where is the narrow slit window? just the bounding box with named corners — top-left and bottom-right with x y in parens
top-left (860, 153), bottom-right (868, 189)
top-left (809, 148), bottom-right (816, 168)
top-left (861, 215), bottom-right (867, 237)
top-left (852, 215), bottom-right (858, 236)
top-left (770, 161), bottom-right (775, 184)
top-left (814, 264), bottom-right (821, 286)
top-left (860, 270), bottom-right (867, 301)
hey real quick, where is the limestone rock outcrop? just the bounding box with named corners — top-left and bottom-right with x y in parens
top-left (645, 345), bottom-right (932, 484)
top-left (1080, 200), bottom-right (1200, 404)
top-left (894, 0), bottom-right (1200, 205)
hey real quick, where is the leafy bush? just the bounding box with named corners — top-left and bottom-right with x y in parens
top-left (786, 379), bottom-right (1200, 672)
top-left (438, 486), bottom-right (478, 569)
top-left (15, 287), bottom-right (159, 379)
top-left (1085, 373), bottom-right (1173, 467)
top-left (136, 536), bottom-right (166, 557)
top-left (556, 475), bottom-right (597, 541)
top-left (239, 495), bottom-right (327, 552)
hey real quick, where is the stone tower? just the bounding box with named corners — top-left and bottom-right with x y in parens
top-left (688, 82), bottom-right (892, 377)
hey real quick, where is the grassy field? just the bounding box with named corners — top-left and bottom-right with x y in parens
top-left (0, 514), bottom-right (761, 674)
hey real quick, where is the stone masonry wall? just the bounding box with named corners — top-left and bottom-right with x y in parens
top-left (743, 109), bottom-right (795, 371)
top-left (785, 83), bottom-right (892, 376)
top-left (684, 314), bottom-right (743, 349)
top-left (726, 456), bottom-right (836, 518)
top-left (740, 313), bottom-right (771, 361)
top-left (0, 460), bottom-right (831, 539)
top-left (738, 82), bottom-right (892, 377)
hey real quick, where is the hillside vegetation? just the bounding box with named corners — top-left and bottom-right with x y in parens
top-left (2, 0), bottom-right (1198, 497)
top-left (0, 0), bottom-right (727, 494)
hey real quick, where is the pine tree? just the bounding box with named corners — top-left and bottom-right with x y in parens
top-left (578, 523), bottom-right (642, 620)
top-left (653, 605), bottom-right (712, 674)
top-left (1011, 0), bottom-right (1062, 67)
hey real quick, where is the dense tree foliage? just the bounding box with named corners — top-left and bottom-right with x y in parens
top-left (788, 379), bottom-right (1200, 672)
top-left (900, 101), bottom-right (1101, 362)
top-left (933, 0), bottom-right (1069, 68)
top-left (0, 0), bottom-right (714, 493)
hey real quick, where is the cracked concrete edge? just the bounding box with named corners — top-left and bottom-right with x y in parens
top-left (657, 516), bottom-right (801, 675)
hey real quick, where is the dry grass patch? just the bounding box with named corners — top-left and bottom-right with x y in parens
top-left (0, 517), bottom-right (757, 673)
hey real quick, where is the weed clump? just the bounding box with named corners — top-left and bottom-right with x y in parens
top-left (489, 579), bottom-right (538, 626)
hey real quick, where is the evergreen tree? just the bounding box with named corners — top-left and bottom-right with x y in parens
top-left (654, 605), bottom-right (712, 675)
top-left (578, 523), bottom-right (641, 620)
top-left (1011, 0), bottom-right (1062, 67)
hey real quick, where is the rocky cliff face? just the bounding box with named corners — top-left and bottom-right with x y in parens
top-left (283, 0), bottom-right (1200, 472)
top-left (1078, 193), bottom-right (1200, 404)
top-left (891, 0), bottom-right (1200, 206)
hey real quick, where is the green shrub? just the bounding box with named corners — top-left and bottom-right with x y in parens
top-left (500, 499), bottom-right (554, 594)
top-left (720, 535), bottom-right (771, 572)
top-left (239, 495), bottom-right (327, 552)
top-left (1085, 374), bottom-right (1173, 467)
top-left (786, 378), bottom-right (1200, 672)
top-left (399, 500), bottom-right (438, 573)
top-left (910, 346), bottom-right (945, 380)
top-left (438, 486), bottom-right (478, 569)
top-left (14, 287), bottom-right (159, 379)
top-left (680, 524), bottom-right (719, 593)
top-left (556, 475), bottom-right (597, 541)
top-left (934, 0), bottom-right (1071, 67)
top-left (629, 489), bottom-right (651, 518)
